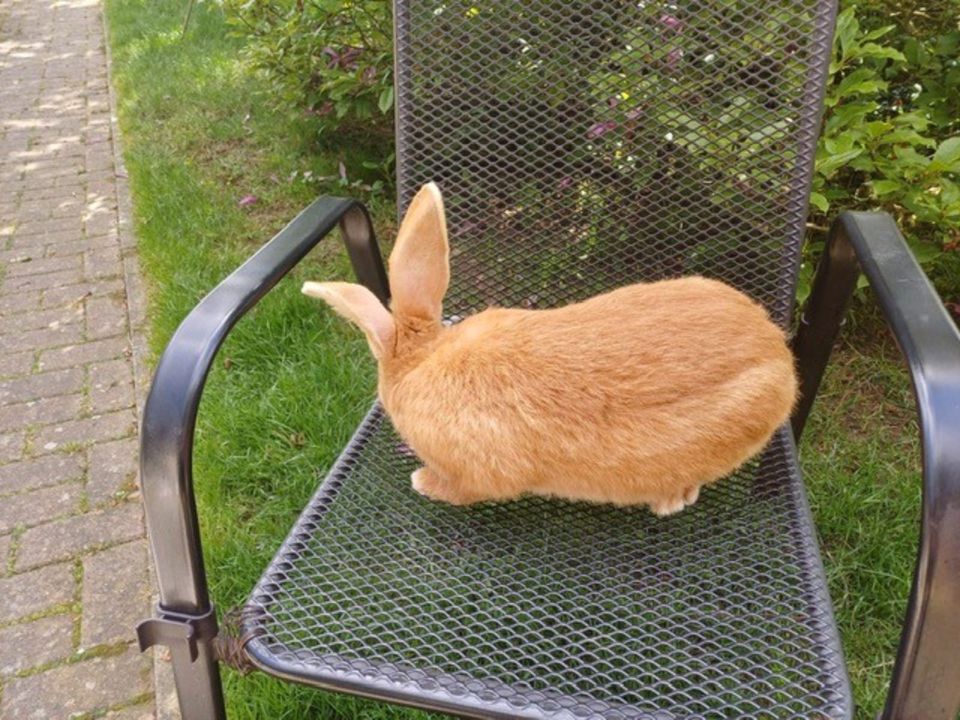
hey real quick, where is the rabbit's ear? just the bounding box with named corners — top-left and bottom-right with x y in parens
top-left (302, 281), bottom-right (395, 359)
top-left (389, 182), bottom-right (449, 322)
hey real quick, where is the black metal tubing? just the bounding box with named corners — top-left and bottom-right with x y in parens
top-left (138, 196), bottom-right (387, 720)
top-left (791, 221), bottom-right (860, 438)
top-left (792, 211), bottom-right (960, 720)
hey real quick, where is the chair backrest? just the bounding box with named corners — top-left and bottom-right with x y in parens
top-left (394, 0), bottom-right (837, 327)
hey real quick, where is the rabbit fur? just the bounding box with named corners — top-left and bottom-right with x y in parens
top-left (303, 183), bottom-right (797, 515)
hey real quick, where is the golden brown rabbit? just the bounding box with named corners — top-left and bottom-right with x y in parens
top-left (304, 183), bottom-right (797, 515)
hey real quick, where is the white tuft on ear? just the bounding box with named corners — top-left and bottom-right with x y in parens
top-left (302, 281), bottom-right (395, 359)
top-left (388, 182), bottom-right (450, 322)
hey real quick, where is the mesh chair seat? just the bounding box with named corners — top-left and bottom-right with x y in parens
top-left (241, 407), bottom-right (852, 719)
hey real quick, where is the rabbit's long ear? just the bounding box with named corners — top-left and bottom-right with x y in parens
top-left (302, 281), bottom-right (395, 359)
top-left (389, 182), bottom-right (449, 322)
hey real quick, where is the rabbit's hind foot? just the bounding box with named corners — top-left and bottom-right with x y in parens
top-left (411, 467), bottom-right (480, 506)
top-left (649, 485), bottom-right (701, 517)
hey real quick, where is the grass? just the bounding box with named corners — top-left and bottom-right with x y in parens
top-left (798, 311), bottom-right (921, 713)
top-left (104, 2), bottom-right (925, 718)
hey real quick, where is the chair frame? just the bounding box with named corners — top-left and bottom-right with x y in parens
top-left (136, 196), bottom-right (960, 720)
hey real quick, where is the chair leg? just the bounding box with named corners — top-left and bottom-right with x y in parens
top-left (173, 643), bottom-right (227, 720)
top-left (790, 228), bottom-right (860, 440)
top-left (169, 643), bottom-right (226, 720)
top-left (138, 604), bottom-right (226, 719)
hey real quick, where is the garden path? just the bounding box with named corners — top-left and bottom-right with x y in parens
top-left (0, 0), bottom-right (165, 716)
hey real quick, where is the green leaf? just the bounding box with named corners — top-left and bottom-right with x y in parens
top-left (862, 121), bottom-right (891, 139)
top-left (825, 101), bottom-right (874, 131)
top-left (377, 85), bottom-right (394, 113)
top-left (850, 155), bottom-right (876, 173)
top-left (894, 111), bottom-right (930, 132)
top-left (934, 31), bottom-right (960, 57)
top-left (795, 262), bottom-right (813, 306)
top-left (852, 43), bottom-right (906, 62)
top-left (861, 25), bottom-right (895, 42)
top-left (809, 192), bottom-right (829, 213)
top-left (907, 239), bottom-right (942, 265)
top-left (842, 80), bottom-right (887, 96)
top-left (872, 179), bottom-right (902, 195)
top-left (816, 148), bottom-right (863, 176)
top-left (941, 178), bottom-right (960, 206)
top-left (882, 129), bottom-right (937, 148)
top-left (931, 137), bottom-right (960, 170)
top-left (824, 134), bottom-right (857, 154)
top-left (835, 7), bottom-right (858, 57)
top-left (836, 68), bottom-right (885, 99)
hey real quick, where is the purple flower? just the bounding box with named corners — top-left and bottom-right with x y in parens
top-left (625, 106), bottom-right (644, 120)
top-left (321, 46), bottom-right (340, 68)
top-left (238, 195), bottom-right (258, 207)
top-left (659, 14), bottom-right (683, 32)
top-left (557, 176), bottom-right (573, 190)
top-left (586, 120), bottom-right (617, 139)
top-left (666, 48), bottom-right (683, 70)
top-left (339, 47), bottom-right (361, 70)
top-left (322, 45), bottom-right (361, 70)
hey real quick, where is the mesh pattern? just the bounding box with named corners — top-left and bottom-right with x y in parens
top-left (244, 412), bottom-right (850, 718)
top-left (395, 0), bottom-right (835, 326)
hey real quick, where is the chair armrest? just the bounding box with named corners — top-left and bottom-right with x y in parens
top-left (792, 211), bottom-right (960, 720)
top-left (141, 196), bottom-right (386, 615)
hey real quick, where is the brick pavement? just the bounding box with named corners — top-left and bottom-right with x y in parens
top-left (0, 0), bottom-right (158, 716)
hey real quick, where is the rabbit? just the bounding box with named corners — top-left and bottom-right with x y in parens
top-left (303, 182), bottom-right (797, 515)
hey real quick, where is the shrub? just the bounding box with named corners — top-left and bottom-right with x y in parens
top-left (222, 0), bottom-right (394, 140)
top-left (801, 2), bottom-right (960, 301)
top-left (223, 0), bottom-right (959, 298)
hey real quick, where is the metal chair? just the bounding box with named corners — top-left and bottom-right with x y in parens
top-left (136, 1), bottom-right (960, 718)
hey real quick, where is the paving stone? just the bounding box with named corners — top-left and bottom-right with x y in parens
top-left (34, 408), bottom-right (135, 450)
top-left (45, 233), bottom-right (118, 256)
top-left (11, 227), bottom-right (81, 250)
top-left (18, 197), bottom-right (83, 219)
top-left (0, 614), bottom-right (74, 675)
top-left (104, 705), bottom-right (156, 720)
top-left (90, 358), bottom-right (134, 413)
top-left (16, 500), bottom-right (143, 569)
top-left (0, 562), bottom-right (75, 623)
top-left (0, 533), bottom-right (11, 572)
top-left (85, 212), bottom-right (119, 240)
top-left (88, 436), bottom-right (137, 505)
top-left (0, 393), bottom-right (83, 433)
top-left (84, 245), bottom-right (122, 279)
top-left (29, 184), bottom-right (84, 202)
top-left (0, 646), bottom-right (151, 718)
top-left (0, 483), bottom-right (82, 533)
top-left (1, 266), bottom-right (84, 293)
top-left (4, 252), bottom-right (81, 278)
top-left (1, 0), bottom-right (155, 712)
top-left (0, 320), bottom-right (84, 354)
top-left (42, 278), bottom-right (124, 308)
top-left (0, 350), bottom-right (34, 377)
top-left (0, 288), bottom-right (43, 314)
top-left (0, 452), bottom-right (85, 495)
top-left (0, 431), bottom-right (25, 463)
top-left (86, 293), bottom-right (127, 339)
top-left (37, 335), bottom-right (128, 371)
top-left (81, 540), bottom-right (149, 646)
top-left (0, 304), bottom-right (83, 334)
top-left (0, 367), bottom-right (85, 405)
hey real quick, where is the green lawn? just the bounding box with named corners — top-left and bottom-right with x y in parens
top-left (105, 2), bottom-right (923, 718)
